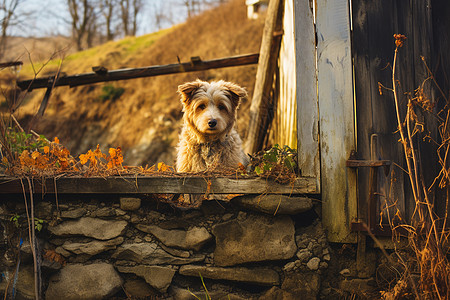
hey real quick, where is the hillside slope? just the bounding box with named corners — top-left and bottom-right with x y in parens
top-left (2, 35), bottom-right (74, 62)
top-left (11, 0), bottom-right (264, 166)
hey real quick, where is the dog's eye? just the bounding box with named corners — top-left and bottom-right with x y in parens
top-left (198, 104), bottom-right (206, 110)
top-left (218, 104), bottom-right (227, 111)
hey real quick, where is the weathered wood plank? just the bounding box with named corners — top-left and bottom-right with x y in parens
top-left (294, 0), bottom-right (319, 187)
top-left (275, 0), bottom-right (297, 150)
top-left (316, 0), bottom-right (357, 243)
top-left (17, 54), bottom-right (259, 91)
top-left (431, 0), bottom-right (450, 217)
top-left (244, 0), bottom-right (284, 154)
top-left (411, 0), bottom-right (438, 221)
top-left (0, 176), bottom-right (318, 195)
top-left (352, 0), bottom-right (406, 226)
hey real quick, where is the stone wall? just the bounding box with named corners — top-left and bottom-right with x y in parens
top-left (0, 193), bottom-right (378, 299)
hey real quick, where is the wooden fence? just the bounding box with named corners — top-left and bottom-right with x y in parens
top-left (6, 0), bottom-right (450, 244)
top-left (352, 0), bottom-right (450, 235)
top-left (267, 0), bottom-right (450, 242)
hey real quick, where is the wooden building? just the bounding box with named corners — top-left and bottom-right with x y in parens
top-left (246, 0), bottom-right (450, 243)
top-left (3, 0), bottom-right (450, 247)
top-left (245, 0), bottom-right (269, 19)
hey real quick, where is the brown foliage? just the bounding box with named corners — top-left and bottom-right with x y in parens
top-left (378, 34), bottom-right (450, 300)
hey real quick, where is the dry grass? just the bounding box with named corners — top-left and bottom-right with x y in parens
top-left (1, 35), bottom-right (74, 63)
top-left (0, 0), bottom-right (263, 166)
top-left (378, 34), bottom-right (450, 300)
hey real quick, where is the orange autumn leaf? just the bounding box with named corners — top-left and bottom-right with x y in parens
top-left (43, 249), bottom-right (66, 266)
top-left (31, 151), bottom-right (40, 160)
top-left (53, 137), bottom-right (60, 144)
top-left (93, 144), bottom-right (106, 159)
top-left (79, 151), bottom-right (91, 165)
top-left (79, 150), bottom-right (99, 168)
top-left (19, 150), bottom-right (33, 166)
top-left (157, 162), bottom-right (173, 172)
top-left (43, 146), bottom-right (50, 154)
top-left (107, 147), bottom-right (123, 169)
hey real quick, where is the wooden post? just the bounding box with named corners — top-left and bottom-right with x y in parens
top-left (294, 0), bottom-right (320, 187)
top-left (316, 0), bottom-right (357, 243)
top-left (244, 0), bottom-right (284, 154)
top-left (274, 0), bottom-right (297, 150)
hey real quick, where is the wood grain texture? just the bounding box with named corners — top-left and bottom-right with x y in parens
top-left (0, 176), bottom-right (318, 195)
top-left (17, 54), bottom-right (259, 91)
top-left (352, 0), bottom-right (406, 226)
top-left (244, 0), bottom-right (284, 154)
top-left (316, 0), bottom-right (357, 243)
top-left (294, 0), bottom-right (319, 187)
top-left (275, 0), bottom-right (297, 150)
top-left (351, 0), bottom-right (441, 225)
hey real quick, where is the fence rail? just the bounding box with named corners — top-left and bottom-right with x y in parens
top-left (17, 53), bottom-right (259, 91)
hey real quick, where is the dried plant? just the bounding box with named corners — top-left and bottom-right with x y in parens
top-left (378, 34), bottom-right (450, 299)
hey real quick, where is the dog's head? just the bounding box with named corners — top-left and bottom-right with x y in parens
top-left (178, 79), bottom-right (247, 142)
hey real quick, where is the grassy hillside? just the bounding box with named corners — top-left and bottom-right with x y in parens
top-left (4, 0), bottom-right (264, 166)
top-left (1, 35), bottom-right (74, 62)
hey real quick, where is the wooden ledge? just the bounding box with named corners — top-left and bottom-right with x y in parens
top-left (0, 175), bottom-right (318, 195)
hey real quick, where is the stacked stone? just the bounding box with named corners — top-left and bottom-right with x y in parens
top-left (0, 194), bottom-right (330, 299)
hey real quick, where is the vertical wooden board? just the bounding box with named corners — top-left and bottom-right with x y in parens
top-left (294, 0), bottom-right (320, 185)
top-left (369, 1), bottom-right (406, 225)
top-left (351, 0), bottom-right (374, 224)
top-left (411, 0), bottom-right (439, 214)
top-left (352, 0), bottom-right (406, 226)
top-left (431, 0), bottom-right (450, 93)
top-left (431, 0), bottom-right (450, 217)
top-left (276, 0), bottom-right (297, 149)
top-left (245, 0), bottom-right (284, 154)
top-left (316, 0), bottom-right (357, 242)
top-left (394, 0), bottom-right (421, 221)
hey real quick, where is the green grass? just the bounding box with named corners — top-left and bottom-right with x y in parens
top-left (116, 29), bottom-right (171, 54)
top-left (17, 28), bottom-right (172, 79)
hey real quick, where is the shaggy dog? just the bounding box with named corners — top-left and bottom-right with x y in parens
top-left (176, 79), bottom-right (248, 172)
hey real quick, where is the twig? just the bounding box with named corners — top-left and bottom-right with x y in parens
top-left (392, 45), bottom-right (419, 206)
top-left (365, 222), bottom-right (419, 298)
top-left (26, 177), bottom-right (39, 300)
top-left (11, 115), bottom-right (24, 133)
top-left (20, 178), bottom-right (39, 300)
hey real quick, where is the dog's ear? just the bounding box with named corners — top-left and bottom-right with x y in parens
top-left (178, 80), bottom-right (203, 105)
top-left (222, 82), bottom-right (248, 107)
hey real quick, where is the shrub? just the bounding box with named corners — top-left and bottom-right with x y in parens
top-left (98, 85), bottom-right (124, 102)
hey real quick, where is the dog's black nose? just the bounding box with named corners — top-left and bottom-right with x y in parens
top-left (208, 119), bottom-right (217, 128)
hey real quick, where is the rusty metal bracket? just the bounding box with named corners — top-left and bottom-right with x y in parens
top-left (347, 134), bottom-right (392, 234)
top-left (348, 134), bottom-right (393, 276)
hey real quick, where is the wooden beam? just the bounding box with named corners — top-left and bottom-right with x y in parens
top-left (294, 0), bottom-right (320, 187)
top-left (244, 0), bottom-right (284, 154)
top-left (17, 54), bottom-right (259, 91)
top-left (0, 176), bottom-right (318, 195)
top-left (0, 61), bottom-right (23, 68)
top-left (316, 0), bottom-right (357, 243)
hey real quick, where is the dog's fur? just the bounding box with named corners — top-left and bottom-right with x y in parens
top-left (176, 79), bottom-right (248, 172)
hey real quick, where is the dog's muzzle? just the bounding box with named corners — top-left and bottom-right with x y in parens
top-left (208, 119), bottom-right (217, 128)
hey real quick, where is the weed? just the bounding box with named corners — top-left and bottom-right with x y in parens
top-left (376, 34), bottom-right (450, 299)
top-left (188, 273), bottom-right (212, 300)
top-left (4, 127), bottom-right (47, 155)
top-left (98, 84), bottom-right (125, 102)
top-left (250, 144), bottom-right (297, 183)
top-left (10, 215), bottom-right (44, 232)
top-left (10, 215), bottom-right (19, 228)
